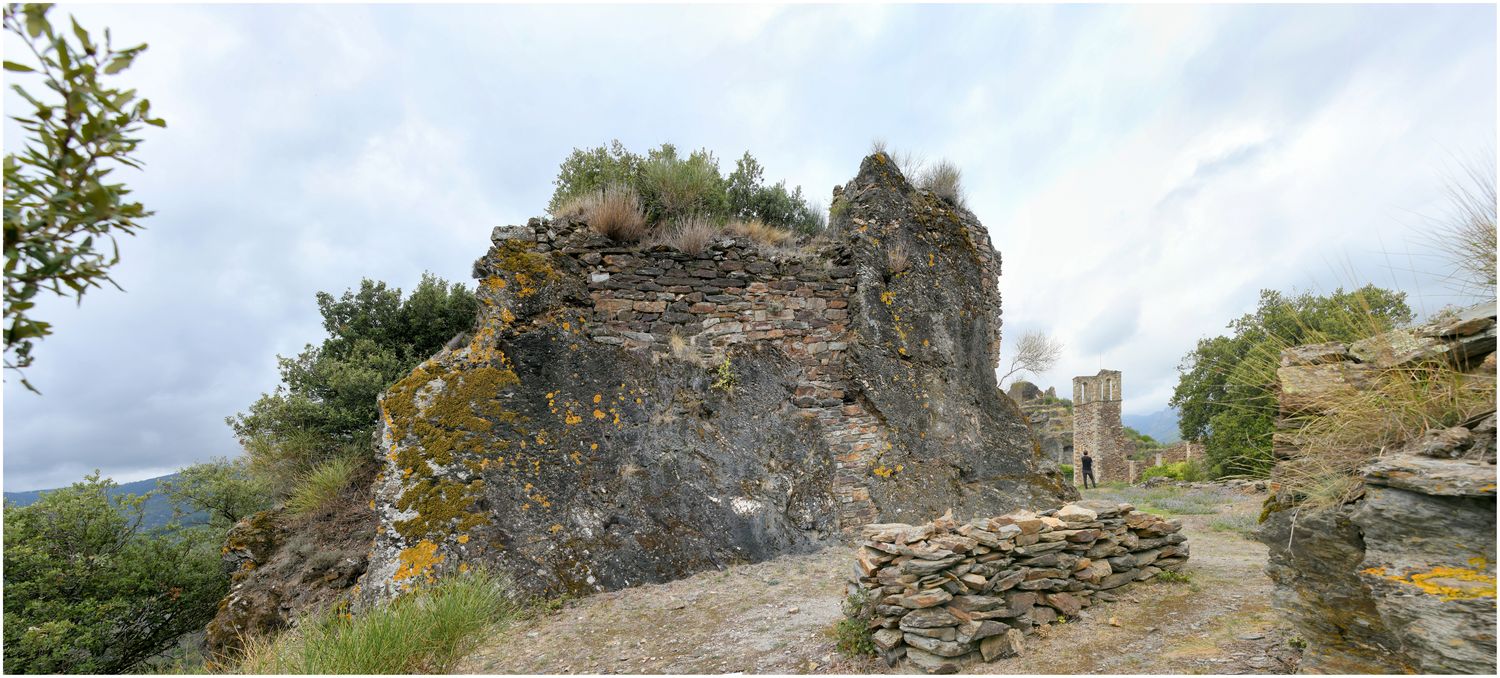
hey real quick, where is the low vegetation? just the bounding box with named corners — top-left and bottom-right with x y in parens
top-left (829, 591), bottom-right (876, 658)
top-left (1084, 483), bottom-right (1227, 516)
top-left (1139, 460), bottom-right (1206, 483)
top-left (284, 454), bottom-right (363, 516)
top-left (548, 140), bottom-right (825, 245)
top-left (1276, 354), bottom-right (1495, 509)
top-left (230, 570), bottom-right (521, 674)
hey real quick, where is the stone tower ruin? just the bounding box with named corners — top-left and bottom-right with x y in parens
top-left (1072, 369), bottom-right (1128, 484)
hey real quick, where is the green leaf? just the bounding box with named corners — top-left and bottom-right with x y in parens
top-left (3, 61), bottom-right (35, 72)
top-left (70, 17), bottom-right (93, 53)
top-left (102, 55), bottom-right (132, 75)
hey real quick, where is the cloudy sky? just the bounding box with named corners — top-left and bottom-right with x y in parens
top-left (3, 2), bottom-right (1495, 491)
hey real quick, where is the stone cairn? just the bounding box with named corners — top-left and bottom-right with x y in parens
top-left (851, 499), bottom-right (1190, 673)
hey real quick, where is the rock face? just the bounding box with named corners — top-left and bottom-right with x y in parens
top-left (203, 486), bottom-right (376, 661)
top-left (852, 500), bottom-right (1190, 672)
top-left (1259, 301), bottom-right (1497, 674)
top-left (357, 154), bottom-right (1072, 601)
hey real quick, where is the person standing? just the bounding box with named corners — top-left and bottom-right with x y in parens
top-left (1080, 451), bottom-right (1097, 489)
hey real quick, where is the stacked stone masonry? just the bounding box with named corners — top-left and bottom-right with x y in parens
top-left (1072, 370), bottom-right (1129, 484)
top-left (527, 218), bottom-right (885, 528)
top-left (852, 500), bottom-right (1190, 673)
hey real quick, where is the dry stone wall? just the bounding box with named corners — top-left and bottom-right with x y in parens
top-left (1259, 301), bottom-right (1497, 674)
top-left (852, 499), bottom-right (1190, 673)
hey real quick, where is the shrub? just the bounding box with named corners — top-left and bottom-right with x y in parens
top-left (638, 146), bottom-right (728, 224)
top-left (581, 183), bottom-right (649, 242)
top-left (284, 454), bottom-right (363, 516)
top-left (1139, 460), bottom-right (1205, 484)
top-left (919, 160), bottom-right (965, 207)
top-left (1059, 463), bottom-right (1074, 482)
top-left (830, 591), bottom-right (876, 658)
top-left (232, 569), bottom-right (520, 674)
top-left (4, 474), bottom-right (227, 674)
top-left (229, 275), bottom-right (477, 495)
top-left (546, 140), bottom-right (642, 215)
top-left (658, 214), bottom-right (718, 255)
top-left (1155, 569), bottom-right (1193, 584)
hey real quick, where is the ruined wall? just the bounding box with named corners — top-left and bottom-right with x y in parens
top-left (852, 499), bottom-right (1190, 673)
top-left (1072, 370), bottom-right (1128, 484)
top-left (1258, 302), bottom-right (1497, 674)
top-left (356, 154), bottom-right (1072, 602)
top-left (1007, 380), bottom-right (1073, 467)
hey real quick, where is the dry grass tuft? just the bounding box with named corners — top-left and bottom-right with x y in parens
top-left (1435, 158), bottom-right (1497, 297)
top-left (559, 183), bottom-right (649, 242)
top-left (1277, 355), bottom-right (1495, 509)
top-left (727, 219), bottom-right (795, 248)
top-left (920, 160), bottom-right (965, 207)
top-left (657, 214), bottom-right (718, 255)
top-left (887, 243), bottom-right (909, 274)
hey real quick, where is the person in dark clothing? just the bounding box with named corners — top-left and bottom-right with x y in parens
top-left (1080, 451), bottom-right (1096, 489)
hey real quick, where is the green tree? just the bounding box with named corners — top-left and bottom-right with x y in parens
top-left (1169, 285), bottom-right (1412, 477)
top-left (228, 274), bottom-right (478, 491)
top-left (2, 473), bottom-right (226, 673)
top-left (3, 4), bottom-right (165, 392)
top-left (159, 457), bottom-right (272, 529)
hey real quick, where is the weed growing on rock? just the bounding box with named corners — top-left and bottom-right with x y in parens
top-left (285, 454), bottom-right (363, 516)
top-left (658, 214), bottom-right (717, 255)
top-left (830, 591), bottom-right (876, 658)
top-left (711, 356), bottom-right (737, 393)
top-left (1155, 569), bottom-right (1193, 584)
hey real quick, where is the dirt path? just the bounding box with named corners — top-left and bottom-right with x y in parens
top-left (458, 485), bottom-right (1301, 674)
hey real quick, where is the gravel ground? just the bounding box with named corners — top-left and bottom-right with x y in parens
top-left (457, 484), bottom-right (1301, 674)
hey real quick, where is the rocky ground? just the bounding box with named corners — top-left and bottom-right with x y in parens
top-left (457, 483), bottom-right (1301, 674)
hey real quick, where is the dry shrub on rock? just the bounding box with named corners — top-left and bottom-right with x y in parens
top-left (920, 160), bottom-right (965, 207)
top-left (659, 214), bottom-right (718, 255)
top-left (566, 183), bottom-right (648, 242)
top-left (727, 219), bottom-right (795, 248)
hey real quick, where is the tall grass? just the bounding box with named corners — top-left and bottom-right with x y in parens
top-left (1277, 355), bottom-right (1495, 508)
top-left (1434, 157), bottom-right (1497, 297)
top-left (726, 218), bottom-right (794, 248)
top-left (232, 569), bottom-right (520, 674)
top-left (657, 214), bottom-right (717, 255)
top-left (639, 153), bottom-right (725, 223)
top-left (919, 160), bottom-right (965, 207)
top-left (284, 454), bottom-right (362, 516)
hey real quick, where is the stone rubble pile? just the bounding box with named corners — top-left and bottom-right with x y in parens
top-left (852, 500), bottom-right (1190, 673)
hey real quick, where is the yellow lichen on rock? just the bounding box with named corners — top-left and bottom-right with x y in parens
top-left (393, 540), bottom-right (445, 582)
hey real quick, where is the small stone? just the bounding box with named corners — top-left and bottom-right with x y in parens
top-left (900, 606), bottom-right (962, 629)
top-left (896, 589), bottom-right (953, 609)
top-left (1056, 504), bottom-right (1098, 523)
top-left (905, 647), bottom-right (962, 674)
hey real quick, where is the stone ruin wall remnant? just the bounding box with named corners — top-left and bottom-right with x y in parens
top-left (1072, 370), bottom-right (1129, 484)
top-left (356, 154), bottom-right (1075, 603)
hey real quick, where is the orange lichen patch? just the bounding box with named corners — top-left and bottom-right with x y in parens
top-left (872, 465), bottom-right (898, 478)
top-left (880, 290), bottom-right (895, 306)
top-left (590, 443), bottom-right (599, 451)
top-left (549, 524), bottom-right (564, 534)
top-left (457, 534), bottom-right (470, 544)
top-left (564, 411), bottom-right (582, 425)
top-left (500, 307), bottom-right (516, 324)
top-left (1365, 564), bottom-right (1497, 601)
top-left (593, 409), bottom-right (607, 420)
top-left (393, 540), bottom-right (445, 582)
top-left (593, 394), bottom-right (602, 403)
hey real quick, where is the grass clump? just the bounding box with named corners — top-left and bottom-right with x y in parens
top-left (1155, 569), bottom-right (1193, 584)
top-left (558, 183), bottom-right (649, 242)
top-left (657, 214), bottom-right (718, 255)
top-left (232, 569), bottom-right (520, 674)
top-left (284, 454), bottom-right (362, 516)
top-left (1209, 513), bottom-right (1259, 537)
top-left (918, 159), bottom-right (965, 207)
top-left (1276, 356), bottom-right (1495, 509)
top-left (726, 218), bottom-right (795, 248)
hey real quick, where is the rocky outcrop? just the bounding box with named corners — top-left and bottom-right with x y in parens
top-left (851, 500), bottom-right (1190, 673)
top-left (1258, 302), bottom-right (1497, 674)
top-left (203, 479), bottom-right (376, 661)
top-left (356, 154), bottom-right (1072, 602)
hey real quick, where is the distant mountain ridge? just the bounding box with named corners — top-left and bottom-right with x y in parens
top-left (1123, 408), bottom-right (1182, 444)
top-left (3, 474), bottom-right (196, 529)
